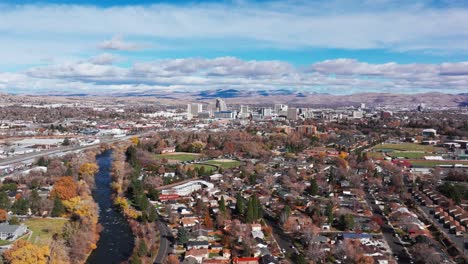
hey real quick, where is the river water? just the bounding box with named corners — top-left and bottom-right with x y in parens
top-left (87, 150), bottom-right (134, 264)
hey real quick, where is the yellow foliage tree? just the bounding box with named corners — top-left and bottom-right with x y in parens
top-left (3, 240), bottom-right (50, 264)
top-left (78, 162), bottom-right (99, 182)
top-left (62, 196), bottom-right (93, 217)
top-left (130, 136), bottom-right (139, 145)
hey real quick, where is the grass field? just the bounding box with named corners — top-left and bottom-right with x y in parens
top-left (373, 143), bottom-right (435, 152)
top-left (410, 160), bottom-right (468, 168)
top-left (205, 159), bottom-right (241, 169)
top-left (24, 218), bottom-right (68, 245)
top-left (388, 152), bottom-right (438, 159)
top-left (365, 152), bottom-right (385, 159)
top-left (155, 152), bottom-right (200, 162)
top-left (188, 164), bottom-right (218, 173)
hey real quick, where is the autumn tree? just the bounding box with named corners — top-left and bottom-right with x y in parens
top-left (3, 240), bottom-right (50, 264)
top-left (0, 209), bottom-right (7, 222)
top-left (165, 254), bottom-right (180, 264)
top-left (78, 162), bottom-right (99, 182)
top-left (51, 176), bottom-right (78, 200)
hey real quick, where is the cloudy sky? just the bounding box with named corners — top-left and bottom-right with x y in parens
top-left (1, 0), bottom-right (468, 94)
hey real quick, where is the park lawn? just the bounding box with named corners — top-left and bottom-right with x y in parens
top-left (389, 152), bottom-right (438, 159)
top-left (0, 240), bottom-right (11, 246)
top-left (155, 152), bottom-right (200, 162)
top-left (373, 143), bottom-right (435, 152)
top-left (410, 160), bottom-right (468, 168)
top-left (205, 160), bottom-right (241, 169)
top-left (365, 152), bottom-right (385, 159)
top-left (24, 218), bottom-right (68, 246)
top-left (188, 164), bottom-right (217, 173)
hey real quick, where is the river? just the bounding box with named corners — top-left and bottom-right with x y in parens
top-left (87, 150), bottom-right (134, 264)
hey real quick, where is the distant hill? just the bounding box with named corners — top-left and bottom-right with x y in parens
top-left (1, 89), bottom-right (467, 107)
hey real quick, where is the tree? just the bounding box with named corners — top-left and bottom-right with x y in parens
top-left (326, 203), bottom-right (334, 224)
top-left (36, 156), bottom-right (49, 167)
top-left (0, 191), bottom-right (11, 210)
top-left (308, 177), bottom-right (319, 196)
top-left (11, 198), bottom-right (29, 215)
top-left (51, 177), bottom-right (78, 200)
top-left (165, 254), bottom-right (180, 264)
top-left (9, 216), bottom-right (19, 225)
top-left (219, 196), bottom-right (226, 215)
top-left (0, 209), bottom-right (7, 222)
top-left (3, 240), bottom-right (50, 264)
top-left (78, 162), bottom-right (99, 182)
top-left (177, 227), bottom-right (188, 244)
top-left (235, 192), bottom-right (244, 216)
top-left (204, 210), bottom-right (213, 228)
top-left (148, 206), bottom-right (158, 223)
top-left (29, 190), bottom-right (41, 215)
top-left (138, 240), bottom-right (148, 257)
top-left (339, 214), bottom-right (355, 230)
top-left (51, 197), bottom-right (65, 217)
top-left (246, 198), bottom-right (254, 223)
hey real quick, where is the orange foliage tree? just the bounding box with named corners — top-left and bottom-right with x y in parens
top-left (0, 209), bottom-right (7, 222)
top-left (3, 240), bottom-right (50, 264)
top-left (51, 176), bottom-right (78, 200)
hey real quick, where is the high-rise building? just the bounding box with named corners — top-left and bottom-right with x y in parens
top-left (187, 103), bottom-right (203, 116)
top-left (261, 108), bottom-right (272, 118)
top-left (215, 98), bottom-right (227, 111)
top-left (287, 107), bottom-right (297, 120)
top-left (274, 104), bottom-right (288, 113)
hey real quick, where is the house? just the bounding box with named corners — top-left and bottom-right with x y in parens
top-left (185, 248), bottom-right (209, 263)
top-left (160, 146), bottom-right (176, 154)
top-left (181, 217), bottom-right (199, 228)
top-left (187, 240), bottom-right (210, 250)
top-left (0, 224), bottom-right (27, 240)
top-left (233, 257), bottom-right (260, 264)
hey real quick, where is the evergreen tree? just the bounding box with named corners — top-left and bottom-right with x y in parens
top-left (51, 197), bottom-right (65, 217)
top-left (138, 240), bottom-right (148, 257)
top-left (219, 196), bottom-right (226, 215)
top-left (11, 198), bottom-right (29, 215)
top-left (148, 206), bottom-right (158, 222)
top-left (235, 192), bottom-right (244, 216)
top-left (65, 166), bottom-right (73, 177)
top-left (0, 192), bottom-right (11, 210)
top-left (308, 178), bottom-right (319, 196)
top-left (326, 203), bottom-right (334, 224)
top-left (246, 198), bottom-right (254, 223)
top-left (177, 227), bottom-right (188, 244)
top-left (29, 190), bottom-right (41, 215)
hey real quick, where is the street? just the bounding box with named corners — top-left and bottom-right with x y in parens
top-left (364, 191), bottom-right (413, 264)
top-left (154, 219), bottom-right (174, 264)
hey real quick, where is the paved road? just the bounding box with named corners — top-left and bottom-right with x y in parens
top-left (263, 211), bottom-right (298, 258)
top-left (364, 191), bottom-right (413, 264)
top-left (154, 220), bottom-right (174, 264)
top-left (0, 136), bottom-right (135, 167)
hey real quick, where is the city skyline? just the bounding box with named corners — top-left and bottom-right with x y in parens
top-left (1, 0), bottom-right (468, 94)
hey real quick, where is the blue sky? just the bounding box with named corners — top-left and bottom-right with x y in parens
top-left (1, 0), bottom-right (468, 94)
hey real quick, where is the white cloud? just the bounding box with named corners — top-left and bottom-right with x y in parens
top-left (2, 57), bottom-right (462, 94)
top-left (98, 36), bottom-right (143, 51)
top-left (0, 2), bottom-right (468, 53)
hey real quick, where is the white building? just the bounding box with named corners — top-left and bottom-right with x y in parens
top-left (161, 180), bottom-right (214, 196)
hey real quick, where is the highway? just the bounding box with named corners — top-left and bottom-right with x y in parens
top-left (0, 135), bottom-right (137, 167)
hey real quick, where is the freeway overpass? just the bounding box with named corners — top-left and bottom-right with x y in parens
top-left (0, 133), bottom-right (144, 167)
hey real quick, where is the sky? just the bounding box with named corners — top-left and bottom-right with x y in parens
top-left (0, 0), bottom-right (468, 95)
